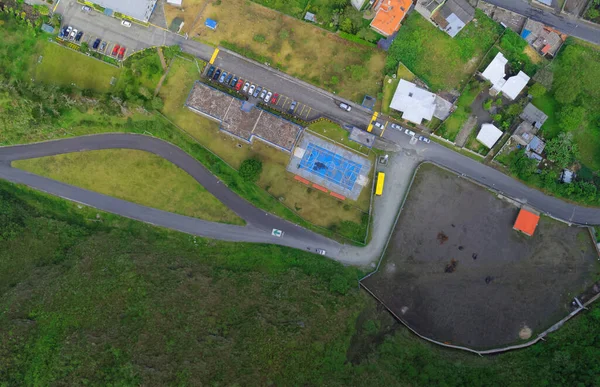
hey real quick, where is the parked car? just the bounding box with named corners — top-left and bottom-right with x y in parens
top-left (60, 26), bottom-right (69, 37)
top-left (404, 128), bottom-right (416, 137)
top-left (253, 86), bottom-right (262, 98)
top-left (243, 82), bottom-right (250, 93)
top-left (82, 5), bottom-right (91, 11)
top-left (112, 44), bottom-right (120, 56)
top-left (373, 121), bottom-right (383, 129)
top-left (271, 229), bottom-right (284, 237)
top-left (235, 79), bottom-right (244, 91)
top-left (390, 123), bottom-right (401, 130)
top-left (264, 91), bottom-right (272, 103)
top-left (259, 89), bottom-right (267, 100)
top-left (225, 74), bottom-right (233, 85)
top-left (270, 93), bottom-right (279, 104)
top-left (206, 66), bottom-right (216, 78)
top-left (121, 20), bottom-right (132, 28)
top-left (418, 135), bottom-right (431, 143)
top-left (99, 41), bottom-right (107, 52)
top-left (288, 100), bottom-right (297, 113)
top-left (69, 29), bottom-right (77, 40)
top-left (338, 102), bottom-right (351, 111)
top-left (65, 26), bottom-right (73, 37)
top-left (212, 69), bottom-right (221, 81)
top-left (316, 249), bottom-right (326, 255)
top-left (248, 84), bottom-right (255, 95)
top-left (75, 31), bottom-right (83, 42)
top-left (229, 76), bottom-right (238, 87)
top-left (218, 71), bottom-right (227, 83)
top-left (118, 46), bottom-right (126, 59)
top-left (92, 38), bottom-right (101, 50)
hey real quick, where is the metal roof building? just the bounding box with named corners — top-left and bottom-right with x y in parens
top-left (94, 0), bottom-right (157, 22)
top-left (431, 0), bottom-right (475, 37)
top-left (481, 52), bottom-right (530, 100)
top-left (476, 123), bottom-right (503, 148)
top-left (389, 79), bottom-right (451, 124)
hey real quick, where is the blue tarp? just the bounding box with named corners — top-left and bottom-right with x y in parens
top-left (205, 18), bottom-right (218, 30)
top-left (521, 29), bottom-right (531, 39)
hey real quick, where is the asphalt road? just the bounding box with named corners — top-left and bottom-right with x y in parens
top-left (485, 0), bottom-right (600, 45)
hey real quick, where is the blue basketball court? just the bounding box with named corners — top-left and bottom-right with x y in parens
top-left (298, 143), bottom-right (363, 190)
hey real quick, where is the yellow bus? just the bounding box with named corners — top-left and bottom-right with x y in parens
top-left (375, 172), bottom-right (385, 196)
top-left (367, 112), bottom-right (379, 133)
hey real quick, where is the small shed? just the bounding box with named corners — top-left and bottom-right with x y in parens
top-left (304, 11), bottom-right (316, 23)
top-left (476, 123), bottom-right (503, 148)
top-left (205, 18), bottom-right (218, 30)
top-left (513, 208), bottom-right (540, 237)
top-left (167, 0), bottom-right (183, 5)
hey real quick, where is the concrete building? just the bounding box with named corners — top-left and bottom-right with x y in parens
top-left (521, 19), bottom-right (566, 57)
top-left (370, 0), bottom-right (413, 37)
top-left (513, 208), bottom-right (540, 237)
top-left (389, 79), bottom-right (451, 124)
top-left (476, 123), bottom-right (503, 148)
top-left (481, 52), bottom-right (530, 100)
top-left (93, 0), bottom-right (157, 22)
top-left (520, 103), bottom-right (548, 128)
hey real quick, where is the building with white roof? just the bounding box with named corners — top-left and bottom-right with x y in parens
top-left (481, 52), bottom-right (530, 100)
top-left (94, 0), bottom-right (157, 22)
top-left (476, 123), bottom-right (503, 148)
top-left (389, 79), bottom-right (451, 124)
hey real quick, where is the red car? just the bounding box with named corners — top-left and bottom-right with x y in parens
top-left (111, 44), bottom-right (120, 57)
top-left (235, 79), bottom-right (244, 91)
top-left (270, 93), bottom-right (279, 104)
top-left (118, 46), bottom-right (126, 60)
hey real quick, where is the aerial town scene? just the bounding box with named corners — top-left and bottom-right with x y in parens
top-left (0, 0), bottom-right (599, 383)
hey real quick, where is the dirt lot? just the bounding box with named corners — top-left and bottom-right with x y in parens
top-left (362, 164), bottom-right (599, 349)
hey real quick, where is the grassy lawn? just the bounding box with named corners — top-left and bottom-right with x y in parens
top-left (33, 41), bottom-right (121, 92)
top-left (194, 0), bottom-right (386, 102)
top-left (464, 128), bottom-right (490, 155)
top-left (0, 16), bottom-right (40, 81)
top-left (118, 48), bottom-right (165, 92)
top-left (164, 0), bottom-right (210, 34)
top-left (12, 149), bottom-right (244, 225)
top-left (308, 120), bottom-right (370, 155)
top-left (160, 58), bottom-right (370, 241)
top-left (381, 62), bottom-right (415, 114)
top-left (532, 93), bottom-right (561, 138)
top-left (386, 10), bottom-right (502, 92)
top-left (436, 80), bottom-right (486, 141)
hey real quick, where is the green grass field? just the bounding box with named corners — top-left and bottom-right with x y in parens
top-left (12, 149), bottom-right (244, 225)
top-left (436, 80), bottom-right (486, 141)
top-left (33, 41), bottom-right (121, 91)
top-left (308, 120), bottom-right (370, 155)
top-left (381, 63), bottom-right (415, 114)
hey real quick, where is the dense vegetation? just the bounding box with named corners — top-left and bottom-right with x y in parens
top-left (2, 180), bottom-right (600, 385)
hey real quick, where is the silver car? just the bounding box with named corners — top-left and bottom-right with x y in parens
top-left (316, 249), bottom-right (326, 255)
top-left (404, 128), bottom-right (416, 137)
top-left (418, 135), bottom-right (431, 143)
top-left (248, 84), bottom-right (255, 96)
top-left (264, 91), bottom-right (272, 103)
top-left (243, 82), bottom-right (250, 93)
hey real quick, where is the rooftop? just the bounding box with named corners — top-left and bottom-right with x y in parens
top-left (432, 0), bottom-right (475, 37)
top-left (95, 0), bottom-right (157, 22)
top-left (513, 208), bottom-right (540, 236)
top-left (481, 52), bottom-right (530, 100)
top-left (370, 0), bottom-right (412, 37)
top-left (527, 135), bottom-right (545, 155)
top-left (389, 79), bottom-right (436, 124)
top-left (520, 103), bottom-right (548, 128)
top-left (476, 123), bottom-right (503, 148)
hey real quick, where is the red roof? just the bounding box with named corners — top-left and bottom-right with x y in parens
top-left (541, 44), bottom-right (551, 54)
top-left (370, 0), bottom-right (412, 37)
top-left (513, 209), bottom-right (540, 236)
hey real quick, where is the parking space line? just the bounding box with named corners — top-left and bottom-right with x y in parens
top-left (280, 96), bottom-right (289, 108)
top-left (298, 105), bottom-right (306, 117)
top-left (53, 0), bottom-right (60, 13)
top-left (304, 107), bottom-right (311, 119)
top-left (380, 121), bottom-right (388, 137)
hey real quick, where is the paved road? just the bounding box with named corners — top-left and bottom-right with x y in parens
top-left (485, 0), bottom-right (600, 45)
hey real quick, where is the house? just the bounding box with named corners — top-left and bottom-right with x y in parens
top-left (513, 208), bottom-right (540, 237)
top-left (431, 0), bottom-right (475, 37)
top-left (521, 19), bottom-right (566, 57)
top-left (512, 121), bottom-right (537, 147)
top-left (92, 0), bottom-right (157, 23)
top-left (527, 135), bottom-right (545, 155)
top-left (476, 123), bottom-right (503, 148)
top-left (304, 12), bottom-right (317, 23)
top-left (389, 79), bottom-right (452, 124)
top-left (520, 103), bottom-right (548, 128)
top-left (481, 52), bottom-right (530, 100)
top-left (351, 0), bottom-right (368, 10)
top-left (370, 0), bottom-right (413, 37)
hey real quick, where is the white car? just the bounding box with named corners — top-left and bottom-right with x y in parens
top-left (404, 128), bottom-right (416, 137)
top-left (264, 91), bottom-right (272, 103)
top-left (121, 20), bottom-right (132, 28)
top-left (82, 5), bottom-right (91, 11)
top-left (259, 89), bottom-right (267, 100)
top-left (242, 82), bottom-right (250, 93)
top-left (248, 84), bottom-right (255, 96)
top-left (339, 102), bottom-right (351, 112)
top-left (373, 121), bottom-right (383, 129)
top-left (69, 29), bottom-right (77, 40)
top-left (271, 229), bottom-right (284, 237)
top-left (316, 249), bottom-right (326, 255)
top-left (418, 135), bottom-right (431, 143)
top-left (390, 123), bottom-right (401, 130)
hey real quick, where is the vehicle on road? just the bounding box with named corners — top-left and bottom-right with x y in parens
top-left (253, 86), bottom-right (261, 98)
top-left (225, 74), bottom-right (233, 85)
top-left (375, 172), bottom-right (385, 196)
top-left (418, 136), bottom-right (431, 143)
top-left (235, 79), bottom-right (244, 91)
top-left (338, 102), bottom-right (351, 112)
top-left (373, 121), bottom-right (383, 129)
top-left (92, 38), bottom-right (101, 50)
top-left (270, 93), bottom-right (279, 104)
top-left (390, 123), bottom-right (401, 130)
top-left (206, 66), bottom-right (216, 78)
top-left (271, 229), bottom-right (284, 237)
top-left (82, 5), bottom-right (91, 11)
top-left (112, 44), bottom-right (120, 56)
top-left (288, 100), bottom-right (297, 113)
top-left (69, 29), bottom-right (77, 40)
top-left (99, 41), bottom-right (107, 52)
top-left (212, 68), bottom-right (221, 81)
top-left (75, 31), bottom-right (84, 42)
top-left (316, 249), bottom-right (326, 255)
top-left (118, 46), bottom-right (126, 60)
top-left (229, 76), bottom-right (238, 87)
top-left (264, 91), bottom-right (272, 103)
top-left (248, 84), bottom-right (255, 95)
top-left (121, 20), bottom-right (132, 28)
top-left (218, 71), bottom-right (227, 83)
top-left (404, 129), bottom-right (416, 137)
top-left (242, 82), bottom-right (250, 93)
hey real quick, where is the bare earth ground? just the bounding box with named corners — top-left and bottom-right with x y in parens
top-left (362, 164), bottom-right (599, 349)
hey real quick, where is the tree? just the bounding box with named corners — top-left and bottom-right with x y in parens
top-left (558, 105), bottom-right (586, 131)
top-left (80, 42), bottom-right (89, 54)
top-left (239, 159), bottom-right (263, 182)
top-left (528, 83), bottom-right (546, 98)
top-left (339, 18), bottom-right (353, 34)
top-left (509, 151), bottom-right (539, 180)
top-left (545, 132), bottom-right (579, 168)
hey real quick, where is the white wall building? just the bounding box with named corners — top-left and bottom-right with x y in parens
top-left (389, 79), bottom-right (451, 124)
top-left (481, 52), bottom-right (530, 100)
top-left (476, 123), bottom-right (503, 148)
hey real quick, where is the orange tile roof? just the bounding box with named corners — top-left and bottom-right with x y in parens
top-left (513, 209), bottom-right (540, 236)
top-left (370, 0), bottom-right (412, 37)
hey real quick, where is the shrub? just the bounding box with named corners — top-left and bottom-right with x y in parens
top-left (239, 159), bottom-right (263, 182)
top-left (528, 83), bottom-right (546, 98)
top-left (253, 34), bottom-right (266, 43)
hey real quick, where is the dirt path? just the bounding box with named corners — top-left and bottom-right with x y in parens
top-left (454, 115), bottom-right (477, 147)
top-left (157, 47), bottom-right (168, 71)
top-left (154, 58), bottom-right (173, 97)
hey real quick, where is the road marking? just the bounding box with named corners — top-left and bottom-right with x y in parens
top-left (209, 48), bottom-right (219, 65)
top-left (380, 121), bottom-right (388, 137)
top-left (304, 107), bottom-right (312, 119)
top-left (299, 104), bottom-right (306, 116)
top-left (280, 96), bottom-right (289, 108)
top-left (53, 0), bottom-right (60, 13)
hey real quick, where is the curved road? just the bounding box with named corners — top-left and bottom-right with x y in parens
top-left (0, 134), bottom-right (599, 266)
